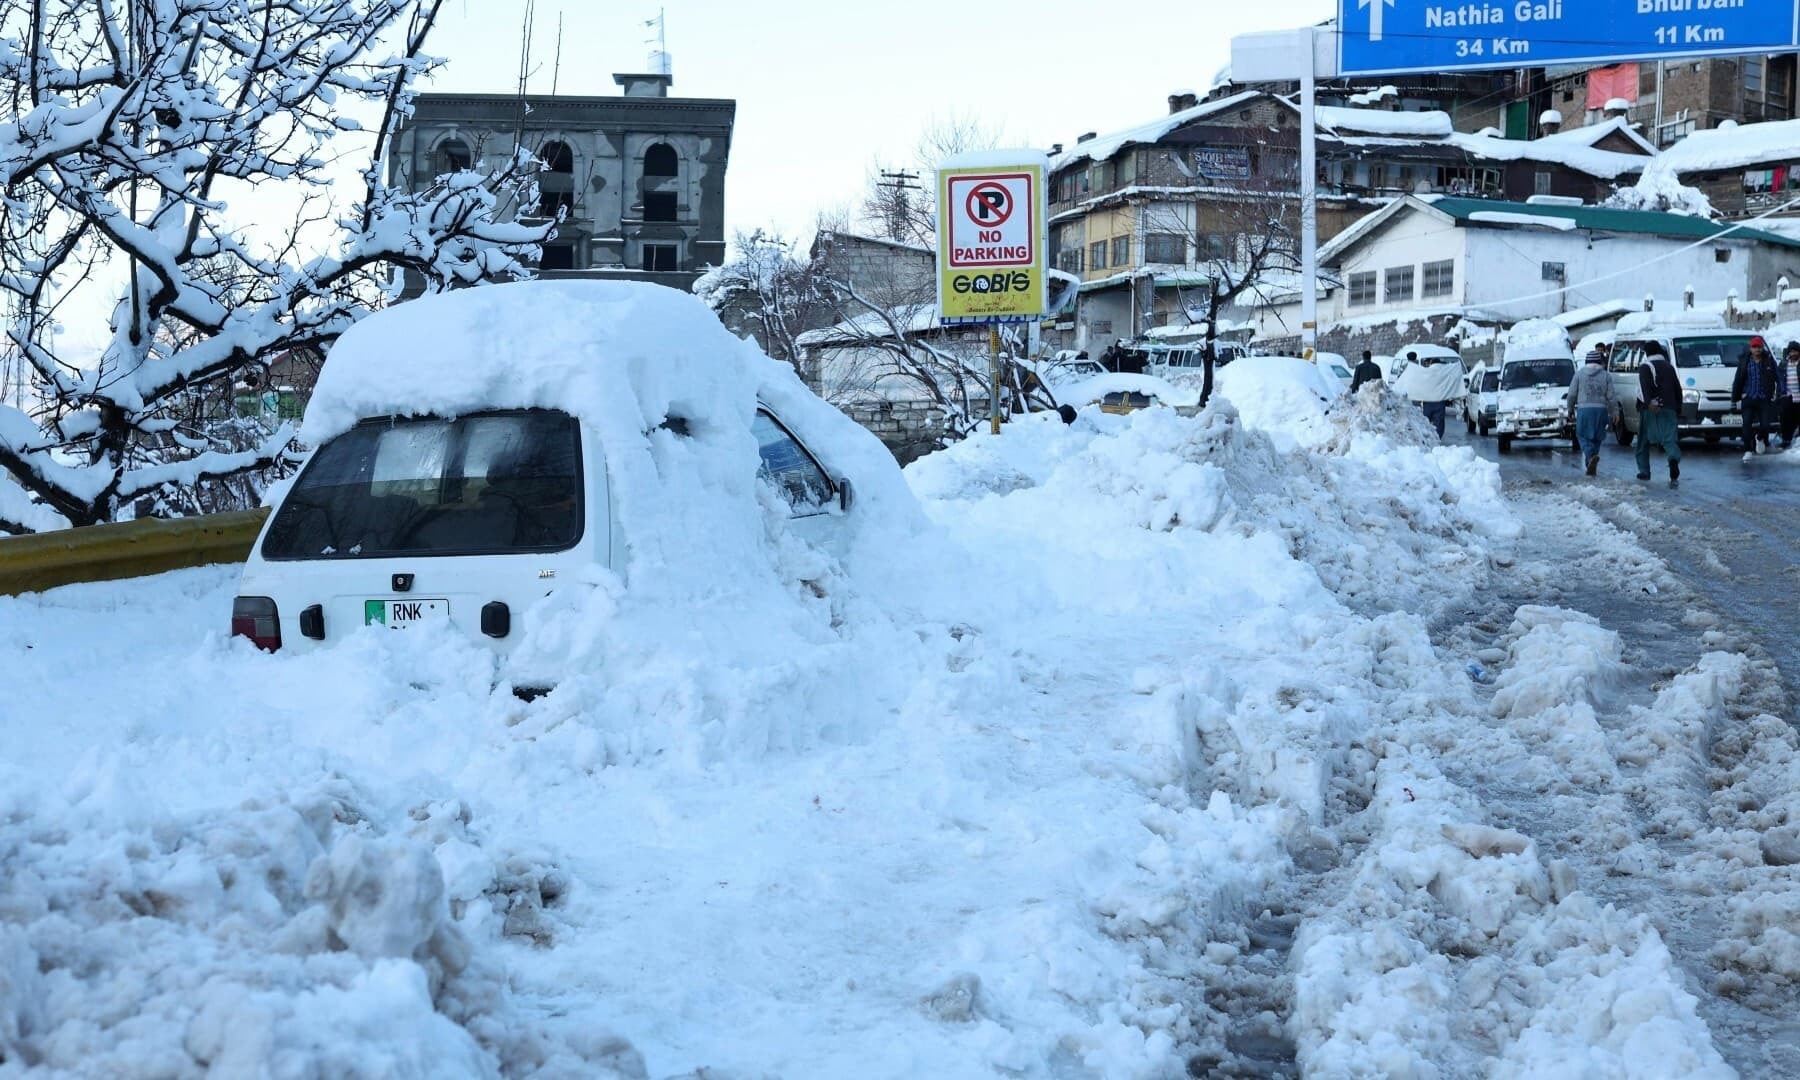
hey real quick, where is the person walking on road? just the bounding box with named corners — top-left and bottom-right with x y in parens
top-left (1351, 349), bottom-right (1383, 393)
top-left (1395, 349), bottom-right (1463, 439)
top-left (1636, 341), bottom-right (1683, 485)
top-left (1779, 341), bottom-right (1800, 449)
top-left (1733, 336), bottom-right (1780, 459)
top-left (1567, 347), bottom-right (1618, 476)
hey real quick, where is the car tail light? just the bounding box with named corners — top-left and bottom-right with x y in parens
top-left (231, 596), bottom-right (281, 652)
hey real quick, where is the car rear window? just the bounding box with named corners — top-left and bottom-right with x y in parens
top-left (262, 410), bottom-right (582, 559)
top-left (1672, 336), bottom-right (1750, 370)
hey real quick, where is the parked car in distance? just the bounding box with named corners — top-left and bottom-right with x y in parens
top-left (1313, 352), bottom-right (1353, 397)
top-left (232, 280), bottom-right (878, 665)
top-left (1607, 312), bottom-right (1754, 446)
top-left (1041, 355), bottom-right (1106, 387)
top-left (1462, 364), bottom-right (1500, 435)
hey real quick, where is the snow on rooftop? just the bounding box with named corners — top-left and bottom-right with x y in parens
top-left (1050, 90), bottom-right (1272, 171)
top-left (1317, 106), bottom-right (1452, 138)
top-left (1468, 210), bottom-right (1578, 231)
top-left (1642, 115), bottom-right (1800, 181)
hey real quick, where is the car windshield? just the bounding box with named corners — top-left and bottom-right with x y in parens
top-left (1672, 336), bottom-right (1751, 369)
top-left (1481, 371), bottom-right (1500, 392)
top-left (1501, 359), bottom-right (1573, 390)
top-left (262, 409), bottom-right (582, 559)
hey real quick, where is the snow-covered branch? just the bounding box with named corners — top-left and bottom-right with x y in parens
top-left (0, 0), bottom-right (551, 532)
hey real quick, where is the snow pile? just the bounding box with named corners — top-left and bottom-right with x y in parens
top-left (0, 763), bottom-right (637, 1077)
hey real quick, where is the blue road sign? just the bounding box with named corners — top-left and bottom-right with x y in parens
top-left (1339, 0), bottom-right (1800, 77)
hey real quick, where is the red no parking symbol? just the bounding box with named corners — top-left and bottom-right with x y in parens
top-left (965, 182), bottom-right (1013, 228)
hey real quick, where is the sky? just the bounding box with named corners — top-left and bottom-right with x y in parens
top-left (422, 0), bottom-right (1337, 242)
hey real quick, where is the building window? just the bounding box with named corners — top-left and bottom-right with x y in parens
top-left (1534, 171), bottom-right (1553, 195)
top-left (1112, 235), bottom-right (1130, 266)
top-left (1197, 233), bottom-right (1233, 261)
top-left (540, 244), bottom-right (576, 270)
top-left (537, 140), bottom-right (575, 217)
top-left (1058, 249), bottom-right (1085, 273)
top-left (1422, 259), bottom-right (1455, 298)
top-left (1349, 271), bottom-right (1378, 307)
top-left (1385, 266), bottom-right (1415, 303)
top-left (434, 137), bottom-right (472, 175)
top-left (1089, 240), bottom-right (1107, 270)
top-left (642, 243), bottom-right (678, 271)
top-left (644, 191), bottom-right (677, 222)
top-left (1715, 248), bottom-right (1732, 263)
top-left (644, 142), bottom-right (678, 177)
top-left (1541, 261), bottom-right (1566, 283)
top-left (1145, 233), bottom-right (1185, 263)
top-left (1746, 57), bottom-right (1764, 94)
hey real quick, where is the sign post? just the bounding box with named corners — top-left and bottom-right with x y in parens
top-left (936, 152), bottom-right (1049, 435)
top-left (1338, 0), bottom-right (1800, 76)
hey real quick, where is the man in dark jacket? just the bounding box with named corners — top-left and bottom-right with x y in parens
top-left (1351, 350), bottom-right (1383, 393)
top-left (1636, 341), bottom-right (1683, 484)
top-left (1733, 336), bottom-right (1781, 457)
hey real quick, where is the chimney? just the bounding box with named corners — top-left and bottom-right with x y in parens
top-left (614, 72), bottom-right (672, 98)
top-left (1538, 109), bottom-right (1563, 135)
top-left (1077, 131), bottom-right (1097, 144)
top-left (1168, 89), bottom-right (1199, 114)
top-left (1049, 143), bottom-right (1064, 155)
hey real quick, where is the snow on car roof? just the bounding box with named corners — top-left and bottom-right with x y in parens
top-left (1060, 373), bottom-right (1200, 408)
top-left (305, 279), bottom-right (924, 609)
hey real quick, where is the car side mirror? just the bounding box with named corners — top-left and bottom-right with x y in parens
top-left (837, 477), bottom-right (855, 513)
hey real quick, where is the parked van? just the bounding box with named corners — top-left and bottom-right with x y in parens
top-left (231, 281), bottom-right (890, 664)
top-left (1490, 320), bottom-right (1576, 454)
top-left (1607, 311), bottom-right (1753, 445)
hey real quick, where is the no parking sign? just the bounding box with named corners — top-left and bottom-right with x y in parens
top-left (936, 153), bottom-right (1047, 323)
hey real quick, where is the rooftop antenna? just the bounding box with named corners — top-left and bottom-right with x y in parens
top-left (514, 0), bottom-right (536, 142)
top-left (644, 7), bottom-right (670, 77)
top-left (550, 11), bottom-right (563, 95)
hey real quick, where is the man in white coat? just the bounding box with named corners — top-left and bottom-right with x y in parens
top-left (1394, 350), bottom-right (1466, 439)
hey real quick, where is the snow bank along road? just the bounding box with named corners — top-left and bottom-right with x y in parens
top-left (3, 388), bottom-right (1796, 1077)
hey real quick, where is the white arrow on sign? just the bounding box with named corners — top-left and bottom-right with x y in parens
top-left (1359, 0), bottom-right (1396, 42)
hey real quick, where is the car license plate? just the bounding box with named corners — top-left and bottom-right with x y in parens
top-left (364, 598), bottom-right (449, 628)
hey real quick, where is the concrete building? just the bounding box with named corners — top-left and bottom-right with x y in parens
top-left (390, 73), bottom-right (734, 293)
top-left (1534, 56), bottom-right (1799, 147)
top-left (1046, 91), bottom-right (1653, 355)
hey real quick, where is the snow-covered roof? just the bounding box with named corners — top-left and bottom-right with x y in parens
top-left (1467, 210), bottom-right (1577, 231)
top-left (1536, 116), bottom-right (1659, 156)
top-left (794, 302), bottom-right (945, 347)
top-left (1317, 107), bottom-right (1452, 138)
top-left (1643, 115), bottom-right (1800, 179)
top-left (1050, 91), bottom-right (1280, 171)
top-left (814, 230), bottom-right (933, 257)
top-left (1321, 195), bottom-right (1800, 267)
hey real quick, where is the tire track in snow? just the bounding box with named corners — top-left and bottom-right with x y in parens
top-left (1440, 488), bottom-right (1800, 1077)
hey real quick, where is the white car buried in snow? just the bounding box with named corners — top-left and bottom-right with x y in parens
top-left (231, 281), bottom-right (904, 678)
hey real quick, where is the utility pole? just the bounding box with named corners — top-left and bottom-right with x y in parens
top-left (1299, 24), bottom-right (1318, 359)
top-left (876, 169), bottom-right (922, 241)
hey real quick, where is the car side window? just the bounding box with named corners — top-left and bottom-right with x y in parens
top-left (752, 410), bottom-right (835, 517)
top-left (1610, 344), bottom-right (1641, 374)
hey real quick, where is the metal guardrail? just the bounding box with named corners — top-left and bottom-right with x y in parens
top-left (0, 508), bottom-right (268, 597)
